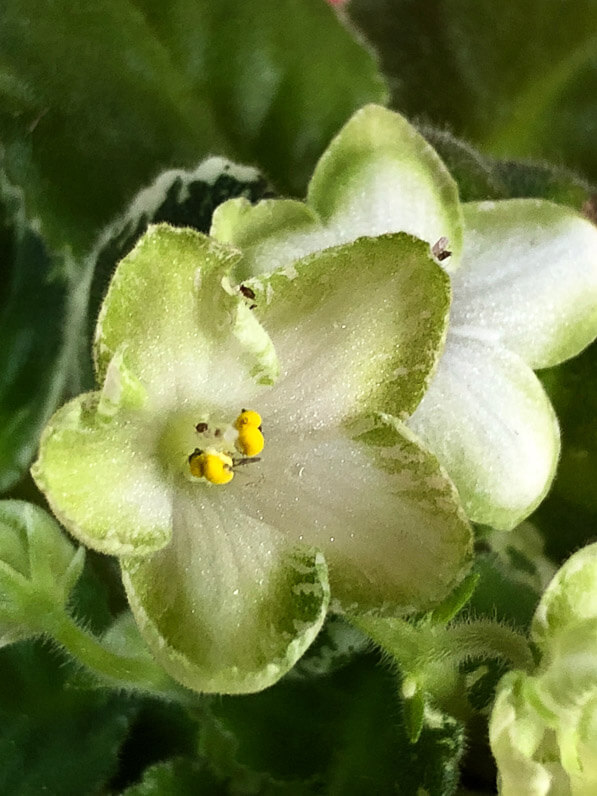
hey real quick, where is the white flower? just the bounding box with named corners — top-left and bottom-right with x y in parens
top-left (212, 104), bottom-right (597, 529)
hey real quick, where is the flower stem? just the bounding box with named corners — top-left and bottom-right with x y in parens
top-left (349, 614), bottom-right (534, 676)
top-left (45, 608), bottom-right (191, 701)
top-left (438, 620), bottom-right (534, 672)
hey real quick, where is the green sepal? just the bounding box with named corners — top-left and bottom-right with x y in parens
top-left (425, 572), bottom-right (480, 626)
top-left (401, 679), bottom-right (426, 744)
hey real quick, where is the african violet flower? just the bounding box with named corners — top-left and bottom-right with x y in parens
top-left (32, 225), bottom-right (472, 693)
top-left (490, 543), bottom-right (597, 795)
top-left (212, 104), bottom-right (597, 529)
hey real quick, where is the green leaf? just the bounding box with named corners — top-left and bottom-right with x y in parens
top-left (0, 185), bottom-right (78, 493)
top-left (200, 655), bottom-right (465, 795)
top-left (0, 0), bottom-right (386, 254)
top-left (289, 616), bottom-right (368, 679)
top-left (134, 0), bottom-right (388, 196)
top-left (466, 552), bottom-right (543, 631)
top-left (122, 758), bottom-right (225, 796)
top-left (0, 640), bottom-right (134, 795)
top-left (422, 126), bottom-right (595, 209)
top-left (534, 343), bottom-right (597, 560)
top-left (349, 0), bottom-right (597, 183)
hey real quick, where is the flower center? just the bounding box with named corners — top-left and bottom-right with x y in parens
top-left (187, 409), bottom-right (264, 485)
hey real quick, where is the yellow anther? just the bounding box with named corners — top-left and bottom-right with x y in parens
top-left (236, 425), bottom-right (265, 457)
top-left (234, 410), bottom-right (262, 430)
top-left (233, 409), bottom-right (264, 457)
top-left (188, 450), bottom-right (234, 485)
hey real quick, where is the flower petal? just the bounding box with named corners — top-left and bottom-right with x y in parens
top-left (210, 105), bottom-right (464, 278)
top-left (121, 484), bottom-right (329, 694)
top-left (307, 105), bottom-right (464, 268)
top-left (249, 234), bottom-right (451, 421)
top-left (31, 392), bottom-right (171, 557)
top-left (211, 197), bottom-right (334, 281)
top-left (489, 671), bottom-right (556, 796)
top-left (238, 412), bottom-right (472, 614)
top-left (532, 542), bottom-right (597, 651)
top-left (408, 332), bottom-right (560, 530)
top-left (452, 200), bottom-right (597, 369)
top-left (94, 223), bottom-right (278, 409)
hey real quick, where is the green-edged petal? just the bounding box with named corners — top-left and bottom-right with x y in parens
top-left (94, 223), bottom-right (278, 408)
top-left (237, 411), bottom-right (472, 614)
top-left (121, 484), bottom-right (329, 694)
top-left (31, 392), bottom-right (171, 557)
top-left (211, 105), bottom-right (464, 280)
top-left (453, 200), bottom-right (597, 369)
top-left (248, 234), bottom-right (451, 421)
top-left (408, 332), bottom-right (560, 530)
top-left (211, 197), bottom-right (334, 281)
top-left (307, 105), bottom-right (464, 268)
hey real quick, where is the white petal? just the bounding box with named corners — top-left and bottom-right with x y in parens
top-left (408, 331), bottom-right (560, 529)
top-left (236, 413), bottom-right (472, 613)
top-left (453, 200), bottom-right (597, 368)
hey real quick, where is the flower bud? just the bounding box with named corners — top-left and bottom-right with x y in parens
top-left (0, 500), bottom-right (84, 646)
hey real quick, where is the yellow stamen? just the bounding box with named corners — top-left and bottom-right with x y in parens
top-left (236, 425), bottom-right (265, 457)
top-left (234, 409), bottom-right (264, 456)
top-left (234, 410), bottom-right (262, 430)
top-left (188, 450), bottom-right (234, 485)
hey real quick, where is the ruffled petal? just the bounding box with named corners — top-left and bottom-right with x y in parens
top-left (31, 392), bottom-right (171, 557)
top-left (453, 200), bottom-right (597, 369)
top-left (407, 332), bottom-right (560, 530)
top-left (121, 483), bottom-right (329, 694)
top-left (249, 234), bottom-right (451, 421)
top-left (94, 224), bottom-right (278, 410)
top-left (238, 412), bottom-right (472, 614)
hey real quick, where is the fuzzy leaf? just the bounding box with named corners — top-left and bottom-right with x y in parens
top-left (349, 0), bottom-right (597, 183)
top-left (0, 0), bottom-right (386, 254)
